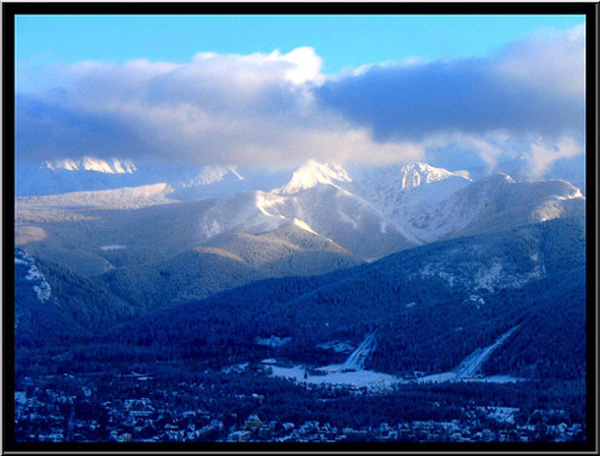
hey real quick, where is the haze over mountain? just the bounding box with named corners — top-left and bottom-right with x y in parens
top-left (15, 157), bottom-right (290, 198)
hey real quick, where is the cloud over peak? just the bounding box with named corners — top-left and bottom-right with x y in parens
top-left (16, 25), bottom-right (585, 179)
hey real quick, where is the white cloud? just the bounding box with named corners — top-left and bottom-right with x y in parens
top-left (524, 136), bottom-right (582, 180)
top-left (279, 47), bottom-right (324, 85)
top-left (17, 47), bottom-right (423, 169)
top-left (493, 24), bottom-right (585, 98)
top-left (423, 131), bottom-right (513, 174)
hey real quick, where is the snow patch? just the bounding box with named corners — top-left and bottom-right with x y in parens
top-left (349, 161), bottom-right (472, 243)
top-left (292, 218), bottom-right (317, 235)
top-left (185, 165), bottom-right (241, 187)
top-left (255, 192), bottom-right (286, 217)
top-left (228, 166), bottom-right (245, 181)
top-left (269, 364), bottom-right (400, 390)
top-left (337, 210), bottom-right (359, 229)
top-left (203, 220), bottom-right (222, 238)
top-left (100, 245), bottom-right (126, 251)
top-left (475, 263), bottom-right (503, 292)
top-left (269, 333), bottom-right (393, 389)
top-left (16, 250), bottom-right (52, 302)
top-left (267, 323), bottom-right (524, 390)
top-left (555, 188), bottom-right (583, 200)
top-left (467, 295), bottom-right (486, 306)
top-left (43, 158), bottom-right (80, 171)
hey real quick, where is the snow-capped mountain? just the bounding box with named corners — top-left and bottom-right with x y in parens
top-left (424, 173), bottom-right (585, 240)
top-left (196, 185), bottom-right (418, 260)
top-left (267, 160), bottom-right (583, 245)
top-left (15, 157), bottom-right (586, 274)
top-left (346, 162), bottom-right (473, 243)
top-left (274, 160), bottom-right (352, 195)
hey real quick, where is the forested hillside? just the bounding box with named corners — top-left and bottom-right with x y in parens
top-left (108, 216), bottom-right (585, 380)
top-left (14, 249), bottom-right (136, 347)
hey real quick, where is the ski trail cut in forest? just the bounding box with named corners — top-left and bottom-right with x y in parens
top-left (454, 325), bottom-right (520, 379)
top-left (335, 332), bottom-right (377, 372)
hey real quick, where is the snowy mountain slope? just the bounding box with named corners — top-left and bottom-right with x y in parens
top-left (16, 198), bottom-right (219, 276)
top-left (195, 185), bottom-right (419, 260)
top-left (426, 174), bottom-right (585, 241)
top-left (271, 160), bottom-right (584, 245)
top-left (15, 249), bottom-right (52, 303)
top-left (290, 185), bottom-right (419, 258)
top-left (16, 159), bottom-right (141, 196)
top-left (349, 161), bottom-right (470, 196)
top-left (338, 162), bottom-right (584, 244)
top-left (196, 190), bottom-right (297, 239)
top-left (342, 162), bottom-right (473, 243)
top-left (267, 160), bottom-right (583, 252)
top-left (17, 183), bottom-right (177, 215)
top-left (15, 249), bottom-right (87, 346)
top-left (201, 223), bottom-right (347, 267)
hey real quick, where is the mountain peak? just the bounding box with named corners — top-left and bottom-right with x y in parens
top-left (42, 157), bottom-right (137, 174)
top-left (398, 161), bottom-right (470, 190)
top-left (274, 160), bottom-right (352, 195)
top-left (475, 173), bottom-right (517, 188)
top-left (185, 165), bottom-right (244, 187)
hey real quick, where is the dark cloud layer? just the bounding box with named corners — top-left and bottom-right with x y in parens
top-left (16, 95), bottom-right (148, 159)
top-left (316, 56), bottom-right (583, 141)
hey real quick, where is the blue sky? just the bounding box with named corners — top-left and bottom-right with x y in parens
top-left (16, 14), bottom-right (584, 80)
top-left (15, 14), bottom-right (586, 179)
